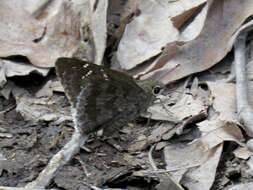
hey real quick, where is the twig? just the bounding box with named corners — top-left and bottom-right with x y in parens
top-left (0, 186), bottom-right (54, 190)
top-left (90, 186), bottom-right (126, 190)
top-left (25, 130), bottom-right (88, 188)
top-left (234, 31), bottom-right (253, 137)
top-left (0, 105), bottom-right (16, 115)
top-left (75, 155), bottom-right (91, 177)
top-left (148, 145), bottom-right (158, 171)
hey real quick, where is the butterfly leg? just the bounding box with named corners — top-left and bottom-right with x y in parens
top-left (25, 130), bottom-right (88, 188)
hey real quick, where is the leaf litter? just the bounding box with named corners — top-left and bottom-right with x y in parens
top-left (1, 0), bottom-right (253, 190)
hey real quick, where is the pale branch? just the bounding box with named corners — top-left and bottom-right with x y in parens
top-left (148, 145), bottom-right (158, 171)
top-left (0, 186), bottom-right (53, 190)
top-left (234, 31), bottom-right (253, 137)
top-left (25, 131), bottom-right (88, 188)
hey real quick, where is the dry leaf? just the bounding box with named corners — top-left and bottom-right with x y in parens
top-left (12, 86), bottom-right (71, 123)
top-left (116, 0), bottom-right (179, 70)
top-left (164, 140), bottom-right (211, 171)
top-left (182, 144), bottom-right (223, 190)
top-left (207, 82), bottom-right (237, 122)
top-left (144, 0), bottom-right (253, 84)
top-left (228, 182), bottom-right (253, 190)
top-left (0, 0), bottom-right (83, 67)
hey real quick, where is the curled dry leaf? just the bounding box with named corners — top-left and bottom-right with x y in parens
top-left (164, 140), bottom-right (212, 171)
top-left (228, 182), bottom-right (253, 190)
top-left (163, 81), bottom-right (246, 189)
top-left (116, 0), bottom-right (207, 72)
top-left (139, 0), bottom-right (253, 84)
top-left (0, 59), bottom-right (49, 77)
top-left (164, 120), bottom-right (243, 190)
top-left (0, 0), bottom-right (108, 68)
top-left (181, 144), bottom-right (223, 190)
top-left (90, 0), bottom-right (108, 65)
top-left (0, 0), bottom-right (83, 67)
top-left (197, 120), bottom-right (244, 149)
top-left (233, 147), bottom-right (252, 160)
top-left (144, 87), bottom-right (208, 122)
top-left (12, 86), bottom-right (72, 123)
top-left (116, 0), bottom-right (179, 70)
top-left (207, 82), bottom-right (238, 122)
top-left (207, 81), bottom-right (253, 140)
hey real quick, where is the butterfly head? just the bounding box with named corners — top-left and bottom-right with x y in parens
top-left (137, 80), bottom-right (164, 96)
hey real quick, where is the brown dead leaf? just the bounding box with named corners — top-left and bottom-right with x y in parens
top-left (207, 82), bottom-right (237, 122)
top-left (228, 182), bottom-right (253, 190)
top-left (12, 86), bottom-right (72, 123)
top-left (164, 140), bottom-right (211, 171)
top-left (144, 0), bottom-right (253, 84)
top-left (233, 147), bottom-right (252, 160)
top-left (181, 144), bottom-right (223, 190)
top-left (116, 0), bottom-right (179, 70)
top-left (0, 0), bottom-right (82, 67)
top-left (197, 120), bottom-right (244, 149)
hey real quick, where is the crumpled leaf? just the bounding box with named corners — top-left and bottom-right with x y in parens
top-left (145, 87), bottom-right (209, 122)
top-left (116, 0), bottom-right (179, 70)
top-left (164, 119), bottom-right (244, 190)
top-left (12, 86), bottom-right (72, 123)
top-left (0, 59), bottom-right (49, 78)
top-left (0, 0), bottom-right (82, 67)
top-left (197, 120), bottom-right (244, 149)
top-left (233, 147), bottom-right (252, 160)
top-left (176, 0), bottom-right (208, 42)
top-left (228, 182), bottom-right (253, 190)
top-left (0, 0), bottom-right (108, 68)
top-left (35, 80), bottom-right (63, 98)
top-left (207, 82), bottom-right (238, 122)
top-left (140, 0), bottom-right (253, 84)
top-left (163, 80), bottom-right (245, 189)
top-left (164, 140), bottom-right (212, 171)
top-left (181, 144), bottom-right (223, 190)
top-left (0, 81), bottom-right (14, 99)
top-left (116, 0), bottom-right (207, 71)
top-left (90, 0), bottom-right (108, 65)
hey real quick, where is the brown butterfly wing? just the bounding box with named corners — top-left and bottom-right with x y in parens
top-left (55, 58), bottom-right (154, 134)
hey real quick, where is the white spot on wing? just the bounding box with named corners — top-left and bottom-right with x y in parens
top-left (103, 73), bottom-right (109, 81)
top-left (81, 70), bottom-right (93, 79)
top-left (83, 64), bottom-right (89, 68)
top-left (100, 69), bottom-right (109, 81)
top-left (86, 70), bottom-right (92, 76)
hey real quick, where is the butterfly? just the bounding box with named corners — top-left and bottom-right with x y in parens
top-left (26, 58), bottom-right (161, 188)
top-left (55, 57), bottom-right (157, 135)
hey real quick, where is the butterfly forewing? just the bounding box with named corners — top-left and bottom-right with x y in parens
top-left (56, 58), bottom-right (89, 108)
top-left (55, 58), bottom-right (155, 134)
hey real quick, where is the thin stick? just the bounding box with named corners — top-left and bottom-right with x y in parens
top-left (148, 145), bottom-right (158, 171)
top-left (25, 130), bottom-right (88, 188)
top-left (0, 187), bottom-right (52, 190)
top-left (234, 31), bottom-right (253, 137)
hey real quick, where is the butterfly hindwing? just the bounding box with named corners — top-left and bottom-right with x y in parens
top-left (75, 80), bottom-right (136, 133)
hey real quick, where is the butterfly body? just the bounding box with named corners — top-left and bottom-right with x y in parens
top-left (55, 58), bottom-right (155, 134)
